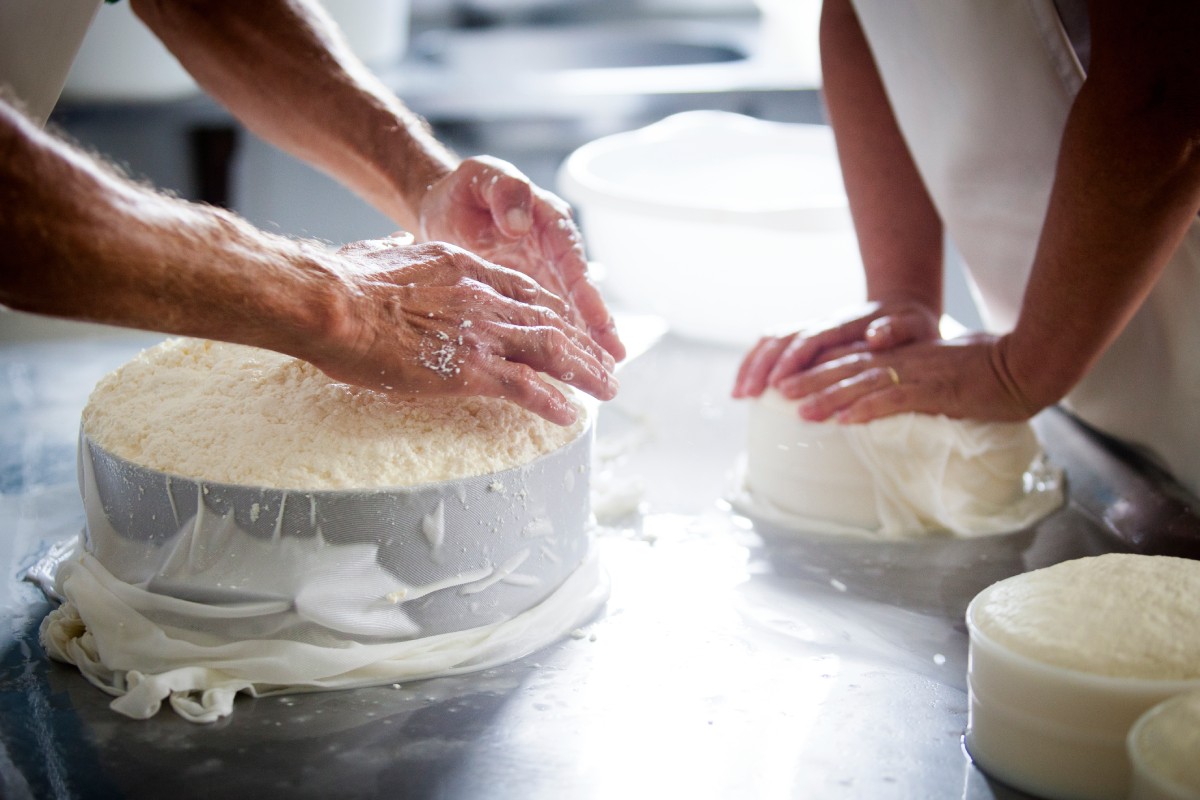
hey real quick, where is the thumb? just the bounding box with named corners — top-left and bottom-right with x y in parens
top-left (866, 309), bottom-right (939, 350)
top-left (480, 170), bottom-right (534, 238)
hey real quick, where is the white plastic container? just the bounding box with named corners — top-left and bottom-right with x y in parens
top-left (558, 110), bottom-right (865, 345)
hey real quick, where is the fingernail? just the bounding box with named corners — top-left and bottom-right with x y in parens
top-left (605, 373), bottom-right (620, 396)
top-left (798, 400), bottom-right (821, 420)
top-left (505, 207), bottom-right (532, 232)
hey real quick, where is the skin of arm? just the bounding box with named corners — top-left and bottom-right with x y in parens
top-left (745, 0), bottom-right (1200, 425)
top-left (0, 97), bottom-right (616, 424)
top-left (732, 0), bottom-right (942, 399)
top-left (128, 0), bottom-right (623, 359)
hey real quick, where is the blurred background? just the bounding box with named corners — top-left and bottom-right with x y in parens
top-left (14, 0), bottom-right (982, 342)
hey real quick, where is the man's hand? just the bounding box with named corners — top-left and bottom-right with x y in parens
top-left (309, 237), bottom-right (618, 426)
top-left (419, 156), bottom-right (625, 361)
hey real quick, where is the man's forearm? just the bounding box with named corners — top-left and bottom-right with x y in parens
top-left (129, 0), bottom-right (455, 233)
top-left (1, 99), bottom-right (349, 356)
top-left (820, 0), bottom-right (943, 314)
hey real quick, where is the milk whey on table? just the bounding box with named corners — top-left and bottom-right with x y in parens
top-left (734, 389), bottom-right (1063, 538)
top-left (41, 338), bottom-right (606, 722)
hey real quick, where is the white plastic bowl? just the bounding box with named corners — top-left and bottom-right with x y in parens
top-left (558, 110), bottom-right (865, 345)
top-left (965, 575), bottom-right (1200, 800)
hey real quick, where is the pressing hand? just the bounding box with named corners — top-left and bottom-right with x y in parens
top-left (418, 156), bottom-right (625, 361)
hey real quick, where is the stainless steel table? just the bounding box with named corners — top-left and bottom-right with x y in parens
top-left (2, 329), bottom-right (1196, 800)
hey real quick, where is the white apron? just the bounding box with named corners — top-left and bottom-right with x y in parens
top-left (0, 0), bottom-right (100, 125)
top-left (850, 0), bottom-right (1200, 497)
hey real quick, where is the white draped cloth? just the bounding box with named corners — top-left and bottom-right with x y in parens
top-left (41, 546), bottom-right (606, 723)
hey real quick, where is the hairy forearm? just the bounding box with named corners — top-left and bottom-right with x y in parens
top-left (1002, 1), bottom-right (1200, 409)
top-left (129, 0), bottom-right (455, 233)
top-left (819, 0), bottom-right (943, 313)
top-left (1, 100), bottom-right (353, 356)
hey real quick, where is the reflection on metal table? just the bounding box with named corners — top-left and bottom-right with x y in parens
top-left (1, 328), bottom-right (1196, 799)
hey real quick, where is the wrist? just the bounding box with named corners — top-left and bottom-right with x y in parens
top-left (369, 105), bottom-right (456, 231)
top-left (991, 333), bottom-right (1069, 417)
top-left (154, 206), bottom-right (361, 364)
top-left (258, 238), bottom-right (363, 365)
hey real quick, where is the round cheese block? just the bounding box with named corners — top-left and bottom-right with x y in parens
top-left (736, 389), bottom-right (1062, 538)
top-left (42, 337), bottom-right (606, 721)
top-left (966, 554), bottom-right (1200, 800)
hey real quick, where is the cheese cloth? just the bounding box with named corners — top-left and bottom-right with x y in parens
top-left (40, 546), bottom-right (606, 723)
top-left (735, 403), bottom-right (1064, 539)
top-left (843, 414), bottom-right (1062, 536)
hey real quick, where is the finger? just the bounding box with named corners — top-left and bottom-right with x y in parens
top-left (586, 312), bottom-right (626, 362)
top-left (790, 366), bottom-right (902, 422)
top-left (444, 161), bottom-right (627, 360)
top-left (443, 256), bottom-right (573, 323)
top-left (775, 352), bottom-right (875, 401)
top-left (530, 220), bottom-right (589, 318)
top-left (437, 346), bottom-right (578, 426)
top-left (486, 319), bottom-right (619, 402)
top-left (766, 321), bottom-right (867, 386)
top-left (733, 335), bottom-right (793, 398)
top-left (553, 260), bottom-right (626, 360)
top-left (865, 309), bottom-right (938, 351)
top-left (482, 287), bottom-right (617, 374)
top-left (835, 385), bottom-right (916, 424)
top-left (484, 361), bottom-right (579, 426)
top-left (529, 203), bottom-right (604, 312)
top-left (478, 164), bottom-right (535, 238)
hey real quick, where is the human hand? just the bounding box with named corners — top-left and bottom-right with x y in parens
top-left (732, 300), bottom-right (938, 398)
top-left (771, 332), bottom-right (1042, 424)
top-left (418, 156), bottom-right (626, 361)
top-left (309, 237), bottom-right (618, 425)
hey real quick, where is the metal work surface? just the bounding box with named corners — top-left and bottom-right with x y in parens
top-left (2, 330), bottom-right (1192, 800)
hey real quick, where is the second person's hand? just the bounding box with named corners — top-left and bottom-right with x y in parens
top-left (732, 299), bottom-right (939, 399)
top-left (772, 333), bottom-right (1042, 424)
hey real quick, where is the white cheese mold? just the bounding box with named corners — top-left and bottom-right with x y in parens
top-left (38, 420), bottom-right (604, 722)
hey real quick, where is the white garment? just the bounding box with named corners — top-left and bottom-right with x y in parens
top-left (849, 0), bottom-right (1200, 497)
top-left (0, 0), bottom-right (100, 124)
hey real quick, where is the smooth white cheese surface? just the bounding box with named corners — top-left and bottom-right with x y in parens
top-left (82, 337), bottom-right (585, 489)
top-left (973, 554), bottom-right (1200, 680)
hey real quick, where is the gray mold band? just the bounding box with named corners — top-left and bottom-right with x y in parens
top-left (76, 423), bottom-right (594, 643)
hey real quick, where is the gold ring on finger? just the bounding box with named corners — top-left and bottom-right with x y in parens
top-left (886, 366), bottom-right (901, 386)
